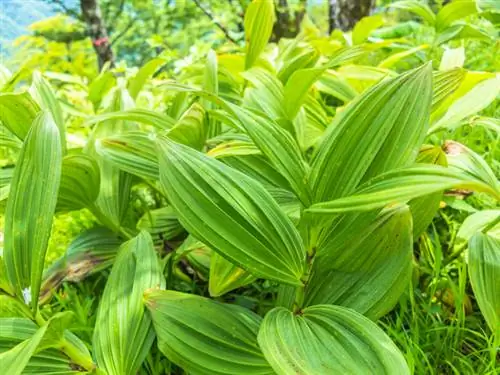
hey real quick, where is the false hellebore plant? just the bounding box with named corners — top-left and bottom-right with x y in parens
top-left (1, 1), bottom-right (500, 374)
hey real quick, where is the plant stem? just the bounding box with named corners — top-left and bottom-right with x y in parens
top-left (60, 338), bottom-right (96, 372)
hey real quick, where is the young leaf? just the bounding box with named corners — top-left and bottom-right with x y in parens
top-left (432, 68), bottom-right (466, 111)
top-left (352, 15), bottom-right (385, 45)
top-left (30, 72), bottom-right (66, 153)
top-left (468, 232), bottom-right (500, 334)
top-left (0, 92), bottom-right (40, 139)
top-left (4, 112), bottom-right (62, 310)
top-left (168, 102), bottom-right (207, 150)
top-left (304, 205), bottom-right (413, 320)
top-left (145, 290), bottom-right (273, 374)
top-left (85, 108), bottom-right (176, 130)
top-left (157, 138), bottom-right (306, 285)
top-left (127, 58), bottom-right (166, 99)
top-left (56, 154), bottom-right (100, 212)
top-left (389, 1), bottom-right (436, 25)
top-left (435, 0), bottom-right (478, 30)
top-left (136, 206), bottom-right (184, 242)
top-left (310, 63), bottom-right (432, 203)
top-left (258, 305), bottom-right (410, 375)
top-left (209, 252), bottom-right (257, 297)
top-left (307, 164), bottom-right (500, 215)
top-left (93, 231), bottom-right (165, 375)
top-left (244, 0), bottom-right (275, 69)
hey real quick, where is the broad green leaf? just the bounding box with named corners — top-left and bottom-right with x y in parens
top-left (244, 0), bottom-right (274, 69)
top-left (307, 164), bottom-right (500, 215)
top-left (175, 236), bottom-right (212, 278)
top-left (204, 50), bottom-right (220, 137)
top-left (56, 154), bottom-right (100, 212)
top-left (4, 112), bottom-right (62, 310)
top-left (157, 138), bottom-right (305, 285)
top-left (85, 109), bottom-right (176, 130)
top-left (444, 141), bottom-right (499, 193)
top-left (40, 227), bottom-right (122, 303)
top-left (258, 305), bottom-right (409, 375)
top-left (310, 63), bottom-right (432, 202)
top-left (0, 126), bottom-right (22, 151)
top-left (145, 290), bottom-right (272, 374)
top-left (168, 103), bottom-right (207, 150)
top-left (30, 72), bottom-right (66, 153)
top-left (88, 69), bottom-right (116, 110)
top-left (207, 140), bottom-right (260, 159)
top-left (352, 15), bottom-right (384, 45)
top-left (457, 210), bottom-right (500, 242)
top-left (430, 76), bottom-right (500, 133)
top-left (315, 70), bottom-right (358, 103)
top-left (97, 132), bottom-right (158, 180)
top-left (0, 295), bottom-right (32, 319)
top-left (305, 205), bottom-right (412, 319)
top-left (0, 92), bottom-right (40, 140)
top-left (439, 47), bottom-right (465, 70)
top-left (436, 0), bottom-right (478, 30)
top-left (226, 104), bottom-right (311, 206)
top-left (432, 68), bottom-right (466, 111)
top-left (93, 231), bottom-right (165, 375)
top-left (468, 232), bottom-right (500, 334)
top-left (435, 23), bottom-right (492, 45)
top-left (389, 1), bottom-right (436, 25)
top-left (378, 44), bottom-right (429, 69)
top-left (0, 321), bottom-right (48, 375)
top-left (277, 45), bottom-right (319, 84)
top-left (127, 58), bottom-right (166, 99)
top-left (409, 145), bottom-right (448, 239)
top-left (209, 252), bottom-right (257, 297)
top-left (242, 67), bottom-right (286, 119)
top-left (137, 206), bottom-right (184, 242)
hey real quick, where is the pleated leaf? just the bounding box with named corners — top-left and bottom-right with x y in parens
top-left (310, 63), bottom-right (432, 202)
top-left (145, 290), bottom-right (273, 375)
top-left (435, 0), bottom-right (478, 30)
top-left (304, 205), bottom-right (412, 319)
top-left (30, 72), bottom-right (66, 152)
top-left (226, 104), bottom-right (311, 206)
top-left (97, 131), bottom-right (158, 180)
top-left (56, 154), bottom-right (100, 212)
top-left (389, 1), bottom-right (436, 25)
top-left (85, 108), bottom-right (176, 130)
top-left (468, 232), bottom-right (500, 334)
top-left (137, 206), bottom-right (184, 242)
top-left (244, 0), bottom-right (274, 69)
top-left (93, 231), bottom-right (165, 375)
top-left (432, 68), bottom-right (465, 111)
top-left (168, 103), bottom-right (207, 150)
top-left (40, 227), bottom-right (122, 303)
top-left (258, 305), bottom-right (410, 375)
top-left (157, 138), bottom-right (305, 285)
top-left (0, 92), bottom-right (40, 139)
top-left (307, 164), bottom-right (500, 215)
top-left (4, 112), bottom-right (62, 310)
top-left (209, 252), bottom-right (257, 297)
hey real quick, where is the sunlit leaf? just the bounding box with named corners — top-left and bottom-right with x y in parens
top-left (209, 252), bottom-right (257, 297)
top-left (244, 0), bottom-right (274, 69)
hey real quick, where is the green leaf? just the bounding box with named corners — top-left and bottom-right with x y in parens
top-left (97, 132), bottom-right (158, 180)
top-left (40, 227), bottom-right (122, 303)
top-left (378, 44), bottom-right (429, 69)
top-left (242, 67), bottom-right (286, 119)
top-left (204, 50), bottom-right (220, 138)
top-left (432, 68), bottom-right (466, 111)
top-left (352, 15), bottom-right (385, 45)
top-left (244, 0), bottom-right (275, 69)
top-left (30, 72), bottom-right (66, 153)
top-left (85, 108), bottom-right (176, 131)
top-left (226, 104), bottom-right (311, 206)
top-left (435, 23), bottom-right (492, 45)
top-left (457, 210), bottom-right (500, 242)
top-left (436, 0), bottom-right (478, 30)
top-left (0, 295), bottom-right (32, 319)
top-left (315, 70), bottom-right (358, 103)
top-left (88, 69), bottom-right (116, 110)
top-left (430, 76), bottom-right (500, 133)
top-left (258, 305), bottom-right (409, 375)
top-left (310, 63), bottom-right (432, 202)
top-left (4, 112), bottom-right (62, 310)
top-left (93, 231), bottom-right (165, 375)
top-left (439, 47), bottom-right (465, 70)
top-left (0, 92), bottom-right (40, 140)
top-left (137, 206), bottom-right (184, 242)
top-left (56, 154), bottom-right (100, 212)
top-left (209, 252), bottom-right (257, 297)
top-left (389, 1), bottom-right (436, 25)
top-left (304, 205), bottom-right (413, 319)
top-left (207, 140), bottom-right (260, 159)
top-left (307, 164), bottom-right (500, 215)
top-left (468, 232), bottom-right (500, 334)
top-left (168, 103), bottom-right (207, 150)
top-left (127, 58), bottom-right (166, 99)
top-left (157, 138), bottom-right (305, 285)
top-left (145, 290), bottom-right (272, 374)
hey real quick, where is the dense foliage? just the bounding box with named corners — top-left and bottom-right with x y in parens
top-left (0, 1), bottom-right (499, 374)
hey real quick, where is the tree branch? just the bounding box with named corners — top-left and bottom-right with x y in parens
top-left (192, 0), bottom-right (239, 44)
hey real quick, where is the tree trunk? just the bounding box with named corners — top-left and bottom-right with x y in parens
top-left (80, 0), bottom-right (114, 70)
top-left (328, 0), bottom-right (375, 33)
top-left (272, 0), bottom-right (306, 42)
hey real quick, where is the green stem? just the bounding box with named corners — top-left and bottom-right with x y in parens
top-left (60, 338), bottom-right (96, 372)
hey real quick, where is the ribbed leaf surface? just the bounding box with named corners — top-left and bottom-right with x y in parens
top-left (157, 138), bottom-right (305, 285)
top-left (209, 252), bottom-right (257, 297)
top-left (258, 305), bottom-right (409, 375)
top-left (4, 112), bottom-right (62, 310)
top-left (0, 92), bottom-right (40, 139)
top-left (145, 290), bottom-right (273, 375)
top-left (93, 231), bottom-right (165, 375)
top-left (244, 0), bottom-right (274, 69)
